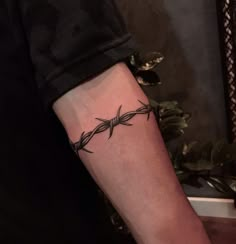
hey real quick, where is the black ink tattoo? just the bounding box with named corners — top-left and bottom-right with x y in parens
top-left (70, 100), bottom-right (153, 154)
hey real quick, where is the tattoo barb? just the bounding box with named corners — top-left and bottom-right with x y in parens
top-left (70, 100), bottom-right (153, 154)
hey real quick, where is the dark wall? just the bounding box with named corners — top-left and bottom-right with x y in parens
top-left (116, 0), bottom-right (228, 142)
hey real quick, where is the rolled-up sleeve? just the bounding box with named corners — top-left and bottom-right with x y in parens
top-left (18, 0), bottom-right (137, 107)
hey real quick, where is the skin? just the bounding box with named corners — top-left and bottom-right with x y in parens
top-left (53, 63), bottom-right (211, 244)
top-left (70, 100), bottom-right (153, 153)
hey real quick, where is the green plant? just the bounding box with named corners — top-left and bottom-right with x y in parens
top-left (101, 52), bottom-right (236, 234)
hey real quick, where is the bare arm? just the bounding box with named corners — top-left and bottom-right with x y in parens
top-left (53, 63), bottom-right (211, 244)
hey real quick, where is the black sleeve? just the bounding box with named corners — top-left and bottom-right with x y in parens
top-left (18, 0), bottom-right (137, 108)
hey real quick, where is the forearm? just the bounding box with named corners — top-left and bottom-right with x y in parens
top-left (53, 63), bottom-right (210, 244)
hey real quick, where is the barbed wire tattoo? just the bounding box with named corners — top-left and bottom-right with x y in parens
top-left (70, 100), bottom-right (153, 154)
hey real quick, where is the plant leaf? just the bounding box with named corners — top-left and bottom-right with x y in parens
top-left (137, 52), bottom-right (164, 71)
top-left (159, 101), bottom-right (179, 110)
top-left (204, 177), bottom-right (232, 193)
top-left (160, 108), bottom-right (184, 118)
top-left (183, 160), bottom-right (214, 171)
top-left (223, 176), bottom-right (236, 193)
top-left (136, 71), bottom-right (161, 86)
top-left (160, 120), bottom-right (188, 133)
top-left (183, 142), bottom-right (213, 165)
top-left (148, 98), bottom-right (159, 108)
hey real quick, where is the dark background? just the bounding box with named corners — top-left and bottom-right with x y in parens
top-left (116, 0), bottom-right (227, 142)
top-left (116, 0), bottom-right (231, 197)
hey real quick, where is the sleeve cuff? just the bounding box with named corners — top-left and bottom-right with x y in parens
top-left (40, 35), bottom-right (137, 109)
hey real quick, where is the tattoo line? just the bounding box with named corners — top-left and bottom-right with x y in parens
top-left (70, 100), bottom-right (153, 154)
